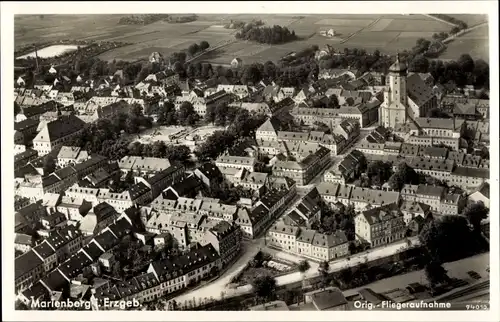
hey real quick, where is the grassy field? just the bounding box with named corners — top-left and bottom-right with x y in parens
top-left (15, 14), bottom-right (489, 63)
top-left (439, 25), bottom-right (489, 61)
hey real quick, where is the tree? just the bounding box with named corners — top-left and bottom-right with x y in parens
top-left (424, 260), bottom-right (450, 288)
top-left (188, 43), bottom-right (200, 56)
top-left (409, 55), bottom-right (430, 73)
top-left (366, 160), bottom-right (393, 187)
top-left (250, 275), bottom-right (277, 305)
top-left (165, 145), bottom-right (191, 162)
top-left (151, 140), bottom-right (167, 158)
top-left (177, 102), bottom-right (198, 126)
top-left (450, 26), bottom-right (460, 34)
top-left (458, 54), bottom-right (475, 73)
top-left (318, 261), bottom-right (330, 289)
top-left (43, 155), bottom-right (57, 174)
top-left (462, 201), bottom-right (489, 232)
top-left (214, 102), bottom-right (229, 126)
top-left (388, 162), bottom-right (419, 190)
top-left (199, 41), bottom-right (210, 51)
top-left (135, 65), bottom-right (151, 84)
top-left (298, 260), bottom-right (311, 274)
top-left (419, 215), bottom-right (477, 263)
top-left (205, 104), bottom-right (216, 124)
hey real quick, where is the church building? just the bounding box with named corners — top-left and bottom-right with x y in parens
top-left (379, 54), bottom-right (438, 129)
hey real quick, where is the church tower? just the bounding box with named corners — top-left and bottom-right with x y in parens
top-left (380, 53), bottom-right (408, 128)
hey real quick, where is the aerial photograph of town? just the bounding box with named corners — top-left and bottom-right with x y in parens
top-left (11, 9), bottom-right (492, 313)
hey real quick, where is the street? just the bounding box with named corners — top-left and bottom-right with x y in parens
top-left (171, 237), bottom-right (265, 304)
top-left (171, 125), bottom-right (409, 306)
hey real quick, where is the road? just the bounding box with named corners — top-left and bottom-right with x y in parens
top-left (176, 237), bottom-right (419, 305)
top-left (172, 237), bottom-right (265, 303)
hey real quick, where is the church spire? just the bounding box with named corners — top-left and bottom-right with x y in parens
top-left (389, 52), bottom-right (407, 73)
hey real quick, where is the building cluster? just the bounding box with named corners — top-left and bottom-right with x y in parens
top-left (13, 46), bottom-right (490, 311)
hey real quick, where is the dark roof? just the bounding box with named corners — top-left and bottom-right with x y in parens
top-left (58, 252), bottom-right (93, 279)
top-left (33, 240), bottom-right (56, 259)
top-left (15, 250), bottom-right (43, 279)
top-left (209, 221), bottom-right (238, 239)
top-left (358, 288), bottom-right (388, 304)
top-left (146, 164), bottom-right (184, 186)
top-left (128, 182), bottom-right (151, 200)
top-left (21, 282), bottom-right (49, 302)
top-left (14, 149), bottom-right (38, 163)
top-left (311, 288), bottom-right (348, 310)
top-left (43, 115), bottom-right (86, 142)
top-left (151, 243), bottom-right (220, 279)
top-left (22, 101), bottom-right (58, 118)
top-left (15, 118), bottom-right (40, 132)
top-left (195, 163), bottom-right (223, 181)
top-left (71, 155), bottom-right (107, 173)
top-left (452, 166), bottom-right (489, 179)
top-left (82, 242), bottom-right (105, 261)
top-left (92, 230), bottom-right (119, 252)
top-left (54, 166), bottom-right (77, 180)
top-left (93, 202), bottom-right (119, 223)
top-left (15, 163), bottom-right (39, 177)
top-left (478, 182), bottom-right (490, 198)
top-left (41, 270), bottom-right (69, 292)
top-left (107, 217), bottom-right (133, 239)
top-left (165, 176), bottom-right (201, 199)
top-left (361, 203), bottom-right (403, 225)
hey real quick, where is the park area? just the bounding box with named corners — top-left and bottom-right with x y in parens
top-left (128, 124), bottom-right (226, 152)
top-left (15, 14), bottom-right (489, 63)
top-left (230, 251), bottom-right (298, 287)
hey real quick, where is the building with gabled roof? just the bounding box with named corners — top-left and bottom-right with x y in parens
top-left (354, 203), bottom-right (406, 247)
top-left (204, 220), bottom-right (242, 265)
top-left (32, 115), bottom-right (86, 156)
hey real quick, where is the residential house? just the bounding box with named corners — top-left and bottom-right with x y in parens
top-left (32, 115), bottom-right (86, 156)
top-left (57, 146), bottom-right (89, 167)
top-left (203, 221), bottom-right (242, 265)
top-left (354, 203), bottom-right (406, 247)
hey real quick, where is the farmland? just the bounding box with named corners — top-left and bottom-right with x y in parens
top-left (15, 14), bottom-right (489, 64)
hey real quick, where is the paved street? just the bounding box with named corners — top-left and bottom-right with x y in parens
top-left (172, 237), bottom-right (265, 303)
top-left (177, 237), bottom-right (420, 304)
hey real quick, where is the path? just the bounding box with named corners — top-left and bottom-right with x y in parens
top-left (185, 39), bottom-right (237, 64)
top-left (442, 21), bottom-right (489, 44)
top-left (421, 14), bottom-right (458, 27)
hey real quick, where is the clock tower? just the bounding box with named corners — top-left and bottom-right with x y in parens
top-left (380, 53), bottom-right (408, 128)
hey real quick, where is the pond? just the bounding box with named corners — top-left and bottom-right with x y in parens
top-left (17, 45), bottom-right (81, 59)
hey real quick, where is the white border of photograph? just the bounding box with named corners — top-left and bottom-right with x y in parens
top-left (1, 1), bottom-right (498, 321)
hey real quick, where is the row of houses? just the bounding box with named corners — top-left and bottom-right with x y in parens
top-left (256, 117), bottom-right (361, 156)
top-left (291, 101), bottom-right (380, 128)
top-left (316, 182), bottom-right (465, 216)
top-left (16, 214), bottom-right (133, 293)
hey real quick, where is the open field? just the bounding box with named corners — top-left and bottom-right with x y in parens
top-left (439, 25), bottom-right (489, 62)
top-left (15, 14), bottom-right (489, 63)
